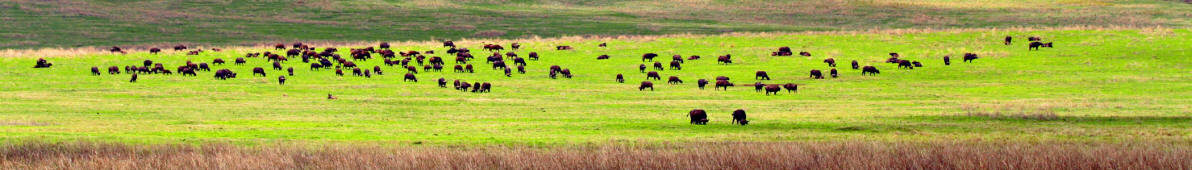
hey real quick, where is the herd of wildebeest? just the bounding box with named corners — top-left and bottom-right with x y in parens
top-left (34, 36), bottom-right (1053, 125)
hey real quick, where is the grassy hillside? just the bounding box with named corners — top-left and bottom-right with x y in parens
top-left (2, 0), bottom-right (1191, 49)
top-left (0, 28), bottom-right (1189, 145)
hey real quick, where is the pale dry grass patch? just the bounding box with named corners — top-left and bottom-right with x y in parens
top-left (3, 141), bottom-right (1191, 169)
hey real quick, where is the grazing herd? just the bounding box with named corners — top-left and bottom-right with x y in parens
top-left (38, 35), bottom-right (1053, 125)
top-left (688, 109), bottom-right (749, 125)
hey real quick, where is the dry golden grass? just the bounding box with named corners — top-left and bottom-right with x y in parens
top-left (3, 141), bottom-right (1190, 169)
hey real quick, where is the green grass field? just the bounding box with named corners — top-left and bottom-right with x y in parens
top-left (3, 0), bottom-right (1192, 49)
top-left (1, 28), bottom-right (1189, 146)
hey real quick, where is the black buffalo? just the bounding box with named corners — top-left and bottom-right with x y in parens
top-left (639, 81), bottom-right (654, 91)
top-left (809, 70), bottom-right (824, 79)
top-left (688, 109), bottom-right (708, 125)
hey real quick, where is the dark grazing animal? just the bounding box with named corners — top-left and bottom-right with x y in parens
top-left (443, 41), bottom-right (455, 47)
top-left (830, 68), bottom-right (838, 78)
top-left (912, 61), bottom-right (922, 67)
top-left (597, 55), bottom-right (610, 60)
top-left (646, 71), bottom-right (661, 80)
top-left (687, 55), bottom-right (700, 60)
top-left (672, 55), bottom-right (684, 64)
top-left (492, 61), bottom-right (507, 70)
top-left (179, 67), bottom-right (196, 76)
top-left (732, 109), bottom-right (748, 125)
top-left (898, 60), bottom-right (914, 69)
top-left (91, 67), bottom-right (101, 75)
top-left (783, 83), bottom-right (798, 93)
top-left (273, 61), bottom-right (283, 70)
top-left (715, 80), bottom-right (734, 91)
top-left (516, 65), bottom-right (525, 74)
top-left (480, 82), bottom-right (491, 93)
top-left (149, 48), bottom-right (161, 54)
top-left (310, 63), bottom-right (323, 70)
top-left (943, 56), bottom-right (951, 65)
top-left (108, 66), bottom-right (120, 74)
top-left (862, 66), bottom-right (880, 76)
top-left (809, 70), bottom-right (824, 79)
top-left (963, 53), bottom-right (978, 63)
top-left (438, 78), bottom-right (447, 88)
top-left (253, 67), bottom-right (266, 76)
top-left (407, 66), bottom-right (418, 74)
top-left (639, 81), bottom-right (654, 91)
top-left (235, 58), bottom-right (246, 65)
top-left (697, 79), bottom-right (708, 89)
top-left (717, 54), bottom-right (732, 64)
top-left (764, 84), bottom-right (781, 95)
top-left (457, 81), bottom-right (471, 91)
top-left (653, 62), bottom-right (664, 70)
top-left (109, 46), bottom-right (124, 53)
top-left (1004, 36), bottom-right (1013, 45)
top-left (598, 43), bottom-right (606, 47)
top-left (173, 45), bottom-right (187, 51)
top-left (754, 82), bottom-right (765, 92)
top-left (1043, 42), bottom-right (1053, 48)
top-left (214, 69), bottom-right (237, 80)
top-left (688, 109), bottom-right (708, 125)
top-left (335, 69), bottom-right (344, 76)
top-left (213, 58), bottom-right (225, 65)
top-left (639, 64), bottom-right (646, 73)
top-left (556, 46), bottom-right (573, 50)
top-left (667, 76), bottom-right (683, 84)
top-left (642, 53), bottom-right (658, 61)
top-left (823, 58), bottom-right (836, 67)
top-left (372, 66), bottom-right (382, 75)
top-left (799, 51), bottom-right (811, 57)
top-left (1028, 36), bottom-right (1041, 41)
top-left (278, 76), bottom-right (286, 85)
top-left (353, 68), bottom-right (363, 76)
top-left (379, 42), bottom-right (390, 49)
top-left (129, 74), bottom-right (137, 82)
top-left (198, 63), bottom-right (210, 71)
top-left (852, 60), bottom-right (860, 69)
top-left (669, 61), bottom-right (681, 70)
top-left (560, 69), bottom-right (572, 78)
top-left (755, 71), bottom-right (770, 80)
top-left (528, 52), bottom-right (539, 60)
top-left (403, 73), bottom-right (417, 82)
top-left (1029, 41), bottom-right (1045, 51)
top-left (615, 74), bottom-right (624, 83)
top-left (773, 47), bottom-right (793, 56)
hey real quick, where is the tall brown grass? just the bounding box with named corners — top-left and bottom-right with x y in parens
top-left (3, 141), bottom-right (1190, 169)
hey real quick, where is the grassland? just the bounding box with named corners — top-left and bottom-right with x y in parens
top-left (3, 0), bottom-right (1192, 49)
top-left (0, 28), bottom-right (1189, 146)
top-left (5, 141), bottom-right (1192, 169)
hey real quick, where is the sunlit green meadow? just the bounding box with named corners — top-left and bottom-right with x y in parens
top-left (1, 29), bottom-right (1190, 146)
